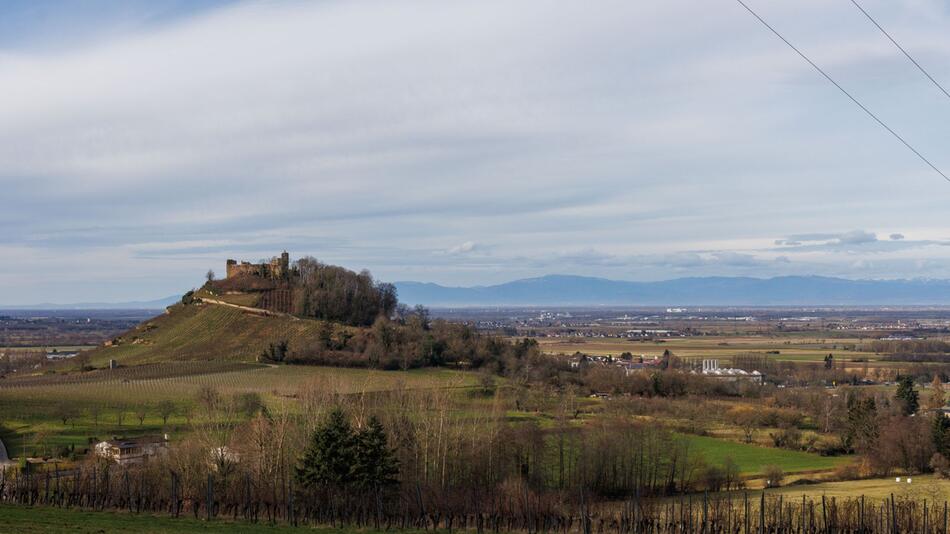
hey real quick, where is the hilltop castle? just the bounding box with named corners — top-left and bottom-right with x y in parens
top-left (226, 251), bottom-right (290, 280)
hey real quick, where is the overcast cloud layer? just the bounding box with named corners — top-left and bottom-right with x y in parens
top-left (3, 0), bottom-right (950, 304)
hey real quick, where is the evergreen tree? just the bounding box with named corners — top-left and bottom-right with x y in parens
top-left (934, 413), bottom-right (950, 457)
top-left (351, 416), bottom-right (399, 490)
top-left (296, 408), bottom-right (355, 489)
top-left (896, 375), bottom-right (920, 416)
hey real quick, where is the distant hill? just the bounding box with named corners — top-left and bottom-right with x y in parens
top-left (395, 275), bottom-right (950, 307)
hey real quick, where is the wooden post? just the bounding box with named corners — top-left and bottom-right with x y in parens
top-left (859, 494), bottom-right (864, 533)
top-left (758, 493), bottom-right (764, 534)
top-left (744, 492), bottom-right (750, 534)
top-left (944, 500), bottom-right (948, 534)
top-left (890, 494), bottom-right (896, 534)
top-left (801, 495), bottom-right (806, 534)
top-left (702, 491), bottom-right (708, 534)
top-left (288, 478), bottom-right (295, 527)
top-left (821, 495), bottom-right (827, 534)
top-left (207, 474), bottom-right (214, 521)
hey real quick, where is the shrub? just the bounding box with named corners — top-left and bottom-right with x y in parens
top-left (701, 465), bottom-right (726, 492)
top-left (260, 340), bottom-right (289, 363)
top-left (931, 453), bottom-right (950, 478)
top-left (770, 426), bottom-right (802, 450)
top-left (831, 463), bottom-right (862, 482)
top-left (763, 465), bottom-right (785, 488)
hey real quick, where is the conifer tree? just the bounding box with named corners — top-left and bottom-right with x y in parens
top-left (934, 412), bottom-right (950, 457)
top-left (352, 416), bottom-right (399, 491)
top-left (295, 408), bottom-right (355, 490)
top-left (896, 375), bottom-right (920, 416)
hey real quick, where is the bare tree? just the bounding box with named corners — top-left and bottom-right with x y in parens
top-left (88, 404), bottom-right (103, 430)
top-left (135, 406), bottom-right (148, 426)
top-left (158, 400), bottom-right (176, 425)
top-left (929, 375), bottom-right (946, 411)
top-left (54, 403), bottom-right (80, 426)
top-left (729, 405), bottom-right (761, 444)
top-left (197, 386), bottom-right (221, 411)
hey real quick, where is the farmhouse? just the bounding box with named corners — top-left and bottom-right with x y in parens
top-left (94, 435), bottom-right (169, 465)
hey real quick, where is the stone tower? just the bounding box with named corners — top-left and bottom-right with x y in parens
top-left (280, 251), bottom-right (290, 277)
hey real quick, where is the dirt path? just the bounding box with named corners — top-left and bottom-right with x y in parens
top-left (198, 298), bottom-right (298, 320)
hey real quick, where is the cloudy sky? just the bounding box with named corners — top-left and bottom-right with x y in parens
top-left (3, 0), bottom-right (950, 304)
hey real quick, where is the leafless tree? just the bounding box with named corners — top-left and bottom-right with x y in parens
top-left (158, 400), bottom-right (176, 425)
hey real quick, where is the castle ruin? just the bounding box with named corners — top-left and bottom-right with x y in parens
top-left (226, 251), bottom-right (290, 280)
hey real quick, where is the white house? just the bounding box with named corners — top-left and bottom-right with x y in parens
top-left (95, 435), bottom-right (168, 465)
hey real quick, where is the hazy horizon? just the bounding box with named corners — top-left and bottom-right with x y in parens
top-left (11, 272), bottom-right (950, 308)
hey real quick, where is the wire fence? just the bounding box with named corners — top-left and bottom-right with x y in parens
top-left (2, 465), bottom-right (948, 533)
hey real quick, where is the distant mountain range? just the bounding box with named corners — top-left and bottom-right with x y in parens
top-left (394, 275), bottom-right (950, 307)
top-left (1, 295), bottom-right (180, 310)
top-left (12, 275), bottom-right (950, 310)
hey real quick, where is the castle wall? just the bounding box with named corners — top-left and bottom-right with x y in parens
top-left (226, 252), bottom-right (290, 280)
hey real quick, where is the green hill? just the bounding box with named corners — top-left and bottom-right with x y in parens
top-left (86, 300), bottom-right (335, 365)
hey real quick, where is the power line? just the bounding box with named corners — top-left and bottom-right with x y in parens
top-left (734, 0), bottom-right (950, 184)
top-left (849, 0), bottom-right (950, 102)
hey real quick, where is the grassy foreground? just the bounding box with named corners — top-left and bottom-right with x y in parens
top-left (767, 474), bottom-right (950, 502)
top-left (0, 504), bottom-right (403, 533)
top-left (678, 434), bottom-right (850, 475)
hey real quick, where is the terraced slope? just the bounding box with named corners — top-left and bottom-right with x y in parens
top-left (85, 302), bottom-right (331, 365)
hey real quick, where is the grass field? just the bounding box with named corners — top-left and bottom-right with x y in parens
top-left (0, 363), bottom-right (477, 457)
top-left (767, 474), bottom-right (950, 502)
top-left (0, 504), bottom-right (402, 533)
top-left (536, 336), bottom-right (891, 367)
top-left (678, 434), bottom-right (850, 475)
top-left (83, 302), bottom-right (337, 365)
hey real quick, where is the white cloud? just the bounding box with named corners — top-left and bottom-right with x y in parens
top-left (446, 241), bottom-right (478, 255)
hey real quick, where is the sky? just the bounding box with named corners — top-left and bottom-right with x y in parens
top-left (3, 0), bottom-right (950, 304)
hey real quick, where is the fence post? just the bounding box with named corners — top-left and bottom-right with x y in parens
top-left (891, 494), bottom-right (897, 534)
top-left (207, 473), bottom-right (214, 521)
top-left (744, 492), bottom-right (750, 534)
top-left (758, 492), bottom-right (764, 534)
top-left (702, 491), bottom-right (708, 534)
top-left (124, 470), bottom-right (131, 512)
top-left (821, 495), bottom-right (827, 534)
top-left (289, 478), bottom-right (295, 527)
top-left (801, 495), bottom-right (806, 534)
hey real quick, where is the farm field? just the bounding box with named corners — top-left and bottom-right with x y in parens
top-left (0, 363), bottom-right (477, 457)
top-left (678, 433), bottom-right (850, 476)
top-left (0, 345), bottom-right (97, 353)
top-left (0, 504), bottom-right (400, 534)
top-left (765, 475), bottom-right (950, 503)
top-left (537, 336), bottom-right (881, 364)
